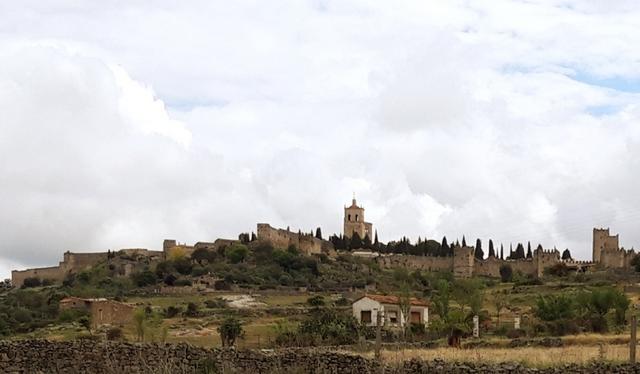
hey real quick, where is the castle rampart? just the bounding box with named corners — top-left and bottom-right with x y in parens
top-left (256, 223), bottom-right (333, 255)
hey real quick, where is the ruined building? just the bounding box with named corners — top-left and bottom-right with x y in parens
top-left (343, 198), bottom-right (373, 240)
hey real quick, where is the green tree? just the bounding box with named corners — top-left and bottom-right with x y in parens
top-left (225, 244), bottom-right (249, 264)
top-left (535, 294), bottom-right (574, 321)
top-left (349, 232), bottom-right (363, 250)
top-left (218, 317), bottom-right (244, 347)
top-left (315, 227), bottom-right (322, 240)
top-left (499, 265), bottom-right (513, 282)
top-left (474, 239), bottom-right (484, 260)
top-left (78, 315), bottom-right (92, 335)
top-left (488, 239), bottom-right (495, 258)
top-left (562, 249), bottom-right (572, 260)
top-left (191, 248), bottom-right (212, 265)
top-left (452, 278), bottom-right (483, 316)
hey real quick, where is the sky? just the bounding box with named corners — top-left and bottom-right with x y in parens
top-left (2, 1), bottom-right (640, 278)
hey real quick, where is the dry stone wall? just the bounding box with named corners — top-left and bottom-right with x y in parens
top-left (2, 340), bottom-right (640, 374)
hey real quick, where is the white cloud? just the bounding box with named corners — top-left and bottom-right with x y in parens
top-left (2, 1), bottom-right (640, 278)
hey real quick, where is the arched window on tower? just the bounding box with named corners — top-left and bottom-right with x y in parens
top-left (355, 214), bottom-right (359, 222)
top-left (348, 214), bottom-right (351, 221)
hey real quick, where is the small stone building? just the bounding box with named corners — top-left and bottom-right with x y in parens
top-left (352, 294), bottom-right (429, 328)
top-left (60, 297), bottom-right (134, 328)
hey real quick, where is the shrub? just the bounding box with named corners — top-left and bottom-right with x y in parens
top-left (307, 295), bottom-right (325, 307)
top-left (499, 265), bottom-right (513, 283)
top-left (505, 328), bottom-right (526, 339)
top-left (184, 302), bottom-right (199, 317)
top-left (41, 279), bottom-right (54, 287)
top-left (204, 298), bottom-right (227, 309)
top-left (225, 244), bottom-right (249, 264)
top-left (22, 277), bottom-right (41, 288)
top-left (106, 327), bottom-right (123, 341)
top-left (163, 274), bottom-right (177, 286)
top-left (173, 258), bottom-right (193, 275)
top-left (164, 306), bottom-right (182, 318)
top-left (174, 278), bottom-right (192, 287)
top-left (13, 308), bottom-right (32, 323)
top-left (546, 263), bottom-right (569, 277)
top-left (191, 265), bottom-right (207, 277)
top-left (132, 270), bottom-right (156, 287)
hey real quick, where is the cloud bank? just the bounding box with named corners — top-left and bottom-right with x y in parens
top-left (2, 1), bottom-right (640, 277)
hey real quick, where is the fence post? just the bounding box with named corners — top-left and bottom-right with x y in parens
top-left (375, 310), bottom-right (382, 361)
top-left (631, 315), bottom-right (637, 364)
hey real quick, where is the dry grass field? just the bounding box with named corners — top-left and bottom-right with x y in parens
top-left (358, 344), bottom-right (630, 367)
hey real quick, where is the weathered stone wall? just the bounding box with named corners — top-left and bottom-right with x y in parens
top-left (2, 340), bottom-right (640, 374)
top-left (376, 254), bottom-right (453, 272)
top-left (0, 340), bottom-right (376, 374)
top-left (257, 223), bottom-right (332, 255)
top-left (378, 248), bottom-right (563, 279)
top-left (11, 266), bottom-right (67, 287)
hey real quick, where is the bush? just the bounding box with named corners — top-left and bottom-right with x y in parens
top-left (164, 306), bottom-right (182, 318)
top-left (225, 244), bottom-right (249, 264)
top-left (184, 302), bottom-right (199, 317)
top-left (204, 298), bottom-right (227, 309)
top-left (505, 328), bottom-right (526, 339)
top-left (132, 270), bottom-right (156, 287)
top-left (106, 327), bottom-right (123, 341)
top-left (546, 263), bottom-right (570, 277)
top-left (22, 277), bottom-right (41, 288)
top-left (499, 265), bottom-right (513, 283)
top-left (58, 308), bottom-right (88, 323)
top-left (173, 258), bottom-right (193, 275)
top-left (307, 295), bottom-right (325, 307)
top-left (174, 278), bottom-right (192, 287)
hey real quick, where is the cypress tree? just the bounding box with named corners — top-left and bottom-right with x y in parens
top-left (488, 239), bottom-right (495, 258)
top-left (562, 249), bottom-right (572, 260)
top-left (515, 243), bottom-right (525, 259)
top-left (441, 236), bottom-right (449, 256)
top-left (475, 238), bottom-right (484, 260)
top-left (500, 244), bottom-right (504, 260)
top-left (462, 236), bottom-right (467, 247)
top-left (374, 230), bottom-right (379, 246)
top-left (315, 227), bottom-right (322, 239)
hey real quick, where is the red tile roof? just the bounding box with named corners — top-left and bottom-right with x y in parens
top-left (357, 294), bottom-right (429, 307)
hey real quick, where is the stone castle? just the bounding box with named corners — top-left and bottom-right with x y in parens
top-left (9, 197), bottom-right (638, 286)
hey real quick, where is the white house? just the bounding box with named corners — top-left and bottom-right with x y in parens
top-left (352, 294), bottom-right (429, 328)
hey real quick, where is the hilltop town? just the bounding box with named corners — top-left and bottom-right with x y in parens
top-left (10, 197), bottom-right (637, 288)
top-left (4, 197), bottom-right (640, 373)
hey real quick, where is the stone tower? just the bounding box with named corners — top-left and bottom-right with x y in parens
top-left (592, 228), bottom-right (619, 263)
top-left (343, 197), bottom-right (373, 240)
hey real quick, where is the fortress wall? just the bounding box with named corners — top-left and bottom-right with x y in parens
top-left (63, 252), bottom-right (109, 270)
top-left (257, 223), bottom-right (329, 255)
top-left (472, 257), bottom-right (502, 277)
top-left (508, 259), bottom-right (538, 276)
top-left (11, 266), bottom-right (66, 287)
top-left (376, 254), bottom-right (453, 272)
